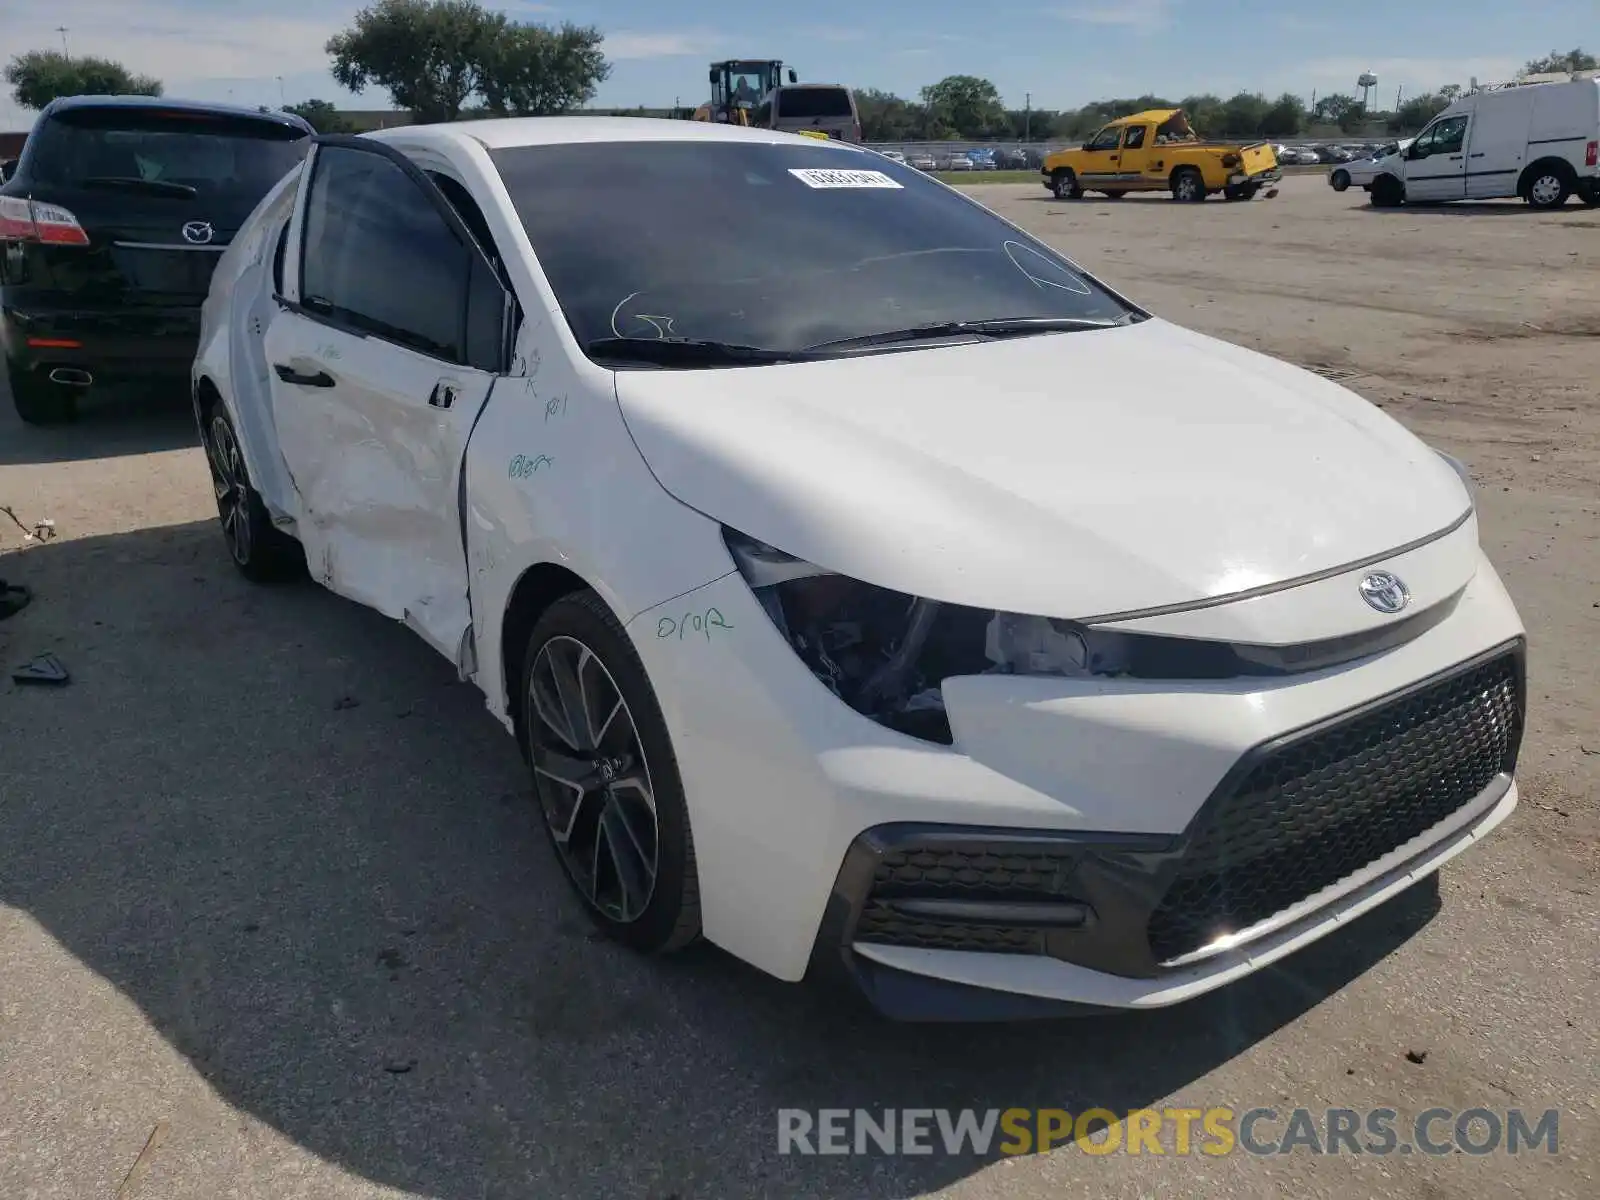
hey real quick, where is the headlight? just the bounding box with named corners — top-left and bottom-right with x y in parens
top-left (723, 528), bottom-right (1136, 744)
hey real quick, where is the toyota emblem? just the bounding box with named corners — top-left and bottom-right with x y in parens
top-left (1358, 571), bottom-right (1411, 615)
top-left (181, 220), bottom-right (214, 245)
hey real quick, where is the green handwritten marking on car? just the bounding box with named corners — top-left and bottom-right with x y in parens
top-left (545, 394), bottom-right (568, 422)
top-left (508, 454), bottom-right (553, 479)
top-left (657, 608), bottom-right (733, 641)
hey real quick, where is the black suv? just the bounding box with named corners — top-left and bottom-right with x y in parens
top-left (0, 95), bottom-right (312, 424)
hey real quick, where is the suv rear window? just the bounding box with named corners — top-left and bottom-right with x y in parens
top-left (24, 108), bottom-right (310, 199)
top-left (776, 88), bottom-right (854, 119)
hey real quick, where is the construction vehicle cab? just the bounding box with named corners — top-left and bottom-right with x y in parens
top-left (697, 60), bottom-right (797, 124)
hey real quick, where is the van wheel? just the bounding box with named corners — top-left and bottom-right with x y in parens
top-left (1051, 169), bottom-right (1082, 199)
top-left (1330, 169), bottom-right (1351, 192)
top-left (1524, 165), bottom-right (1571, 210)
top-left (1370, 176), bottom-right (1405, 208)
top-left (1171, 168), bottom-right (1206, 202)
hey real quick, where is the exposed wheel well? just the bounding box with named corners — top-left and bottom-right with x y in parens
top-left (500, 562), bottom-right (591, 751)
top-left (1170, 164), bottom-right (1201, 186)
top-left (194, 375), bottom-right (221, 428)
top-left (1518, 157), bottom-right (1575, 197)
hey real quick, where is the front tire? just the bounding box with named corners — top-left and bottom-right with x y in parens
top-left (521, 590), bottom-right (702, 955)
top-left (1330, 169), bottom-right (1351, 192)
top-left (204, 409), bottom-right (305, 582)
top-left (1051, 168), bottom-right (1082, 199)
top-left (1370, 175), bottom-right (1405, 208)
top-left (1172, 167), bottom-right (1206, 202)
top-left (7, 364), bottom-right (78, 425)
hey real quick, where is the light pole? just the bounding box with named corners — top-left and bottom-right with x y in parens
top-left (1025, 92), bottom-right (1031, 142)
top-left (277, 76), bottom-right (286, 107)
top-left (56, 26), bottom-right (69, 57)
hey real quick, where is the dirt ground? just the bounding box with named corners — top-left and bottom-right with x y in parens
top-left (0, 174), bottom-right (1595, 1199)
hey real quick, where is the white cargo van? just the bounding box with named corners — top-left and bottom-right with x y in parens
top-left (751, 85), bottom-right (863, 143)
top-left (1368, 75), bottom-right (1599, 209)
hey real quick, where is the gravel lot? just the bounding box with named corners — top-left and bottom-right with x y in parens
top-left (1, 174), bottom-right (1595, 1199)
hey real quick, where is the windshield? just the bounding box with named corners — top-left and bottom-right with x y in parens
top-left (777, 88), bottom-right (854, 119)
top-left (25, 108), bottom-right (310, 200)
top-left (490, 141), bottom-right (1136, 359)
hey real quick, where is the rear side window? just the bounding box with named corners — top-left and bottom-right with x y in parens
top-left (24, 107), bottom-right (309, 199)
top-left (776, 88), bottom-right (854, 119)
top-left (300, 145), bottom-right (467, 361)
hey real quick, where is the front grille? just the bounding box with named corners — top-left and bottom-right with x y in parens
top-left (854, 845), bottom-right (1079, 954)
top-left (1147, 649), bottom-right (1523, 963)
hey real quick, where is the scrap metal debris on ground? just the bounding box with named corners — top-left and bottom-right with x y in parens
top-left (12, 652), bottom-right (70, 686)
top-left (1, 505), bottom-right (56, 545)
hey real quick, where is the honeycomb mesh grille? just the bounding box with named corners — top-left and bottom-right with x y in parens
top-left (854, 846), bottom-right (1080, 954)
top-left (1147, 651), bottom-right (1522, 963)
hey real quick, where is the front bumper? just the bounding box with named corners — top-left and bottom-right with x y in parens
top-left (626, 547), bottom-right (1526, 1018)
top-left (1231, 168), bottom-right (1283, 188)
top-left (812, 642), bottom-right (1522, 1019)
top-left (1, 293), bottom-right (200, 380)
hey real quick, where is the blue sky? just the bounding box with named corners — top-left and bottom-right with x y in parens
top-left (3, 0), bottom-right (1595, 129)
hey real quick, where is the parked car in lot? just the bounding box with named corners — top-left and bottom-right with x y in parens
top-left (938, 153), bottom-right (973, 171)
top-left (0, 95), bottom-right (312, 424)
top-left (908, 151), bottom-right (938, 171)
top-left (196, 117), bottom-right (1526, 1020)
top-left (966, 148), bottom-right (998, 170)
top-left (877, 149), bottom-right (908, 166)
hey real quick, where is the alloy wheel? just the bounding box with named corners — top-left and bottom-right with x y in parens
top-left (208, 416), bottom-right (253, 565)
top-left (527, 634), bottom-right (659, 923)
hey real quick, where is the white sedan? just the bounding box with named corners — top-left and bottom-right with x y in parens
top-left (1330, 140), bottom-right (1413, 192)
top-left (194, 118), bottom-right (1526, 1020)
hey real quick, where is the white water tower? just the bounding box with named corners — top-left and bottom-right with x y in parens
top-left (1357, 73), bottom-right (1378, 108)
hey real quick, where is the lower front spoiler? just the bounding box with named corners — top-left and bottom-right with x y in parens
top-left (807, 779), bottom-right (1517, 1021)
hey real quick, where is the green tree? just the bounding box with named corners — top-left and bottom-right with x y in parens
top-left (1179, 94), bottom-right (1224, 135)
top-left (920, 75), bottom-right (1006, 139)
top-left (285, 98), bottom-right (356, 133)
top-left (855, 88), bottom-right (921, 141)
top-left (478, 21), bottom-right (609, 116)
top-left (327, 0), bottom-right (502, 124)
top-left (1312, 93), bottom-right (1360, 124)
top-left (1220, 92), bottom-right (1269, 137)
top-left (1523, 48), bottom-right (1597, 74)
top-left (4, 50), bottom-right (161, 111)
top-left (1389, 91), bottom-right (1451, 133)
top-left (1257, 92), bottom-right (1304, 137)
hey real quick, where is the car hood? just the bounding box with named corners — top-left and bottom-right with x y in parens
top-left (613, 318), bottom-right (1471, 619)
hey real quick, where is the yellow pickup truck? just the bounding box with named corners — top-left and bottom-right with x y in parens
top-left (1041, 108), bottom-right (1280, 202)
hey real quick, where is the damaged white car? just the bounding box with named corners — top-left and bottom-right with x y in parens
top-left (193, 119), bottom-right (1526, 1020)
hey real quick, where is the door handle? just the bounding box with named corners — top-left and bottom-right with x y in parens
top-left (428, 381), bottom-right (458, 409)
top-left (273, 363), bottom-right (334, 387)
top-left (1469, 152), bottom-right (1485, 158)
top-left (1448, 154), bottom-right (1463, 160)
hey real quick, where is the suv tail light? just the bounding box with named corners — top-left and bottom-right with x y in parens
top-left (0, 196), bottom-right (90, 245)
top-left (1587, 140), bottom-right (1598, 167)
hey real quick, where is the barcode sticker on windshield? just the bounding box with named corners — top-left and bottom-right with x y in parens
top-left (788, 168), bottom-right (903, 190)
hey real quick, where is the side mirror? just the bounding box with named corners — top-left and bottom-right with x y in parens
top-left (0, 159), bottom-right (15, 182)
top-left (708, 69), bottom-right (719, 84)
top-left (787, 69), bottom-right (797, 83)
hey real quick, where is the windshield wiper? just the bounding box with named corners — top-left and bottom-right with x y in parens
top-left (585, 336), bottom-right (819, 366)
top-left (77, 176), bottom-right (198, 199)
top-left (805, 315), bottom-right (1136, 353)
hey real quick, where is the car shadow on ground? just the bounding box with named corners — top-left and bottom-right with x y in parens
top-left (0, 520), bottom-right (1444, 1199)
top-left (1356, 201), bottom-right (1595, 217)
top-left (0, 382), bottom-right (199, 466)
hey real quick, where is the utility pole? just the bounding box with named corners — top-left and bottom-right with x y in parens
top-left (277, 76), bottom-right (286, 106)
top-left (55, 27), bottom-right (69, 57)
top-left (1395, 85), bottom-right (1402, 111)
top-left (1025, 92), bottom-right (1031, 142)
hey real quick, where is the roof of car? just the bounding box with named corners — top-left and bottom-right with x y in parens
top-left (40, 94), bottom-right (312, 133)
top-left (367, 115), bottom-right (865, 152)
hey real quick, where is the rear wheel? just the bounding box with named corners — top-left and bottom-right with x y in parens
top-left (1051, 168), bottom-right (1082, 199)
top-left (1524, 165), bottom-right (1571, 210)
top-left (204, 408), bottom-right (305, 582)
top-left (521, 590), bottom-right (701, 954)
top-left (1330, 169), bottom-right (1351, 192)
top-left (1172, 167), bottom-right (1206, 202)
top-left (7, 364), bottom-right (78, 426)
